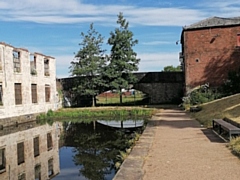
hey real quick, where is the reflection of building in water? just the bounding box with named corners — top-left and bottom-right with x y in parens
top-left (0, 121), bottom-right (61, 180)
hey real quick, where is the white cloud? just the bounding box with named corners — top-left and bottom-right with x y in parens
top-left (137, 52), bottom-right (180, 72)
top-left (1, 0), bottom-right (239, 26)
top-left (0, 0), bottom-right (205, 26)
top-left (199, 0), bottom-right (240, 18)
top-left (142, 41), bottom-right (172, 45)
top-left (54, 52), bottom-right (180, 77)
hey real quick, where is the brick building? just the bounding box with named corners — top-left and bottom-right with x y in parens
top-left (0, 42), bottom-right (60, 121)
top-left (180, 17), bottom-right (240, 93)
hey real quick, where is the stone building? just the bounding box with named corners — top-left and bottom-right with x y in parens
top-left (0, 121), bottom-right (61, 179)
top-left (0, 42), bottom-right (60, 122)
top-left (180, 16), bottom-right (240, 93)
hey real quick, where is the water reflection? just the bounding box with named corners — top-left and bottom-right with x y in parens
top-left (0, 119), bottom-right (145, 180)
top-left (54, 120), bottom-right (145, 180)
top-left (97, 120), bottom-right (144, 128)
top-left (0, 121), bottom-right (61, 180)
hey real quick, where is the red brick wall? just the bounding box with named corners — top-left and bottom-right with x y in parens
top-left (183, 26), bottom-right (240, 92)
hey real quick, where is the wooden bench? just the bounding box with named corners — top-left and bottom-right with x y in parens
top-left (212, 119), bottom-right (240, 140)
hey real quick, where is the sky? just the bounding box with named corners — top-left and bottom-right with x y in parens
top-left (0, 0), bottom-right (240, 78)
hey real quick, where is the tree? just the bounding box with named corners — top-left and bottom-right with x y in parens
top-left (70, 23), bottom-right (107, 107)
top-left (162, 65), bottom-right (182, 72)
top-left (106, 12), bottom-right (140, 104)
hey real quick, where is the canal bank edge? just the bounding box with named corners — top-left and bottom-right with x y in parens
top-left (113, 111), bottom-right (159, 180)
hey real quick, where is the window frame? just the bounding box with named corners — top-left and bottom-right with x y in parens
top-left (17, 142), bottom-right (24, 165)
top-left (48, 158), bottom-right (54, 177)
top-left (13, 50), bottom-right (21, 73)
top-left (45, 85), bottom-right (50, 102)
top-left (15, 83), bottom-right (22, 105)
top-left (0, 147), bottom-right (6, 173)
top-left (33, 136), bottom-right (40, 157)
top-left (44, 58), bottom-right (50, 76)
top-left (47, 133), bottom-right (53, 150)
top-left (34, 164), bottom-right (41, 180)
top-left (31, 84), bottom-right (38, 104)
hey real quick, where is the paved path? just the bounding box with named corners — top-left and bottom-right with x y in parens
top-left (114, 108), bottom-right (240, 180)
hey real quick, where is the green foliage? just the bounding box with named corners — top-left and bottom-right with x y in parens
top-left (69, 23), bottom-right (107, 107)
top-left (48, 108), bottom-right (153, 119)
top-left (162, 65), bottom-right (182, 72)
top-left (106, 12), bottom-right (140, 104)
top-left (221, 67), bottom-right (240, 95)
top-left (183, 85), bottom-right (223, 106)
top-left (46, 109), bottom-right (54, 117)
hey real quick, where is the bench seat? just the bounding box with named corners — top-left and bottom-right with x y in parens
top-left (212, 119), bottom-right (240, 140)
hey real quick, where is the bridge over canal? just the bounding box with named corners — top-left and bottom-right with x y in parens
top-left (59, 71), bottom-right (184, 104)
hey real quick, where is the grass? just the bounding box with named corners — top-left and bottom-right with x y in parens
top-left (37, 106), bottom-right (156, 122)
top-left (189, 93), bottom-right (240, 127)
top-left (96, 91), bottom-right (147, 105)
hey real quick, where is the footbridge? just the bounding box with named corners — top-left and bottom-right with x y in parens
top-left (59, 72), bottom-right (184, 104)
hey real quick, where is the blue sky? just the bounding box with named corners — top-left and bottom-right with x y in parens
top-left (0, 0), bottom-right (240, 78)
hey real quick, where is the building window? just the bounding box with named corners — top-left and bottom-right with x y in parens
top-left (18, 172), bottom-right (26, 180)
top-left (15, 83), bottom-right (22, 105)
top-left (45, 85), bottom-right (50, 102)
top-left (0, 148), bottom-right (6, 173)
top-left (33, 136), bottom-right (40, 157)
top-left (48, 158), bottom-right (54, 177)
top-left (35, 164), bottom-right (41, 180)
top-left (30, 54), bottom-right (37, 75)
top-left (31, 84), bottom-right (38, 103)
top-left (17, 142), bottom-right (24, 165)
top-left (13, 50), bottom-right (21, 73)
top-left (0, 83), bottom-right (3, 106)
top-left (47, 133), bottom-right (53, 150)
top-left (44, 58), bottom-right (50, 76)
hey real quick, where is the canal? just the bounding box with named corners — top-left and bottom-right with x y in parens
top-left (0, 118), bottom-right (146, 180)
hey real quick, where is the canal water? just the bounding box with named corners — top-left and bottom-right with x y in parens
top-left (0, 118), bottom-right (145, 180)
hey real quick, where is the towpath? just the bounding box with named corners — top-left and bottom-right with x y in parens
top-left (113, 108), bottom-right (240, 180)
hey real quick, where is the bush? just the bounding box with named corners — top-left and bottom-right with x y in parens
top-left (183, 85), bottom-right (223, 106)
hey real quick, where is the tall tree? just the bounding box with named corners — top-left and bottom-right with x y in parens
top-left (107, 12), bottom-right (140, 104)
top-left (70, 23), bottom-right (107, 107)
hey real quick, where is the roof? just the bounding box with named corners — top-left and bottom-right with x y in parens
top-left (183, 16), bottom-right (240, 30)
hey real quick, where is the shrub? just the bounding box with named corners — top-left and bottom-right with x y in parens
top-left (183, 85), bottom-right (223, 107)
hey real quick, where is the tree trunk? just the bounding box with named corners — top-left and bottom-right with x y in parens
top-left (119, 88), bottom-right (122, 104)
top-left (92, 95), bottom-right (95, 107)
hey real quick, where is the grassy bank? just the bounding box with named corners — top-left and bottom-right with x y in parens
top-left (188, 94), bottom-right (240, 156)
top-left (189, 93), bottom-right (240, 127)
top-left (37, 106), bottom-right (156, 122)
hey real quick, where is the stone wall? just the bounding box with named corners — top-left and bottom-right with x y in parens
top-left (134, 72), bottom-right (184, 104)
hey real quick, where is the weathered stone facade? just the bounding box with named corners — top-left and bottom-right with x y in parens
top-left (0, 121), bottom-right (62, 179)
top-left (181, 17), bottom-right (240, 93)
top-left (0, 42), bottom-right (60, 121)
